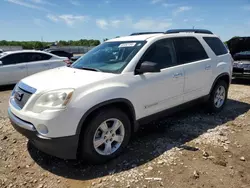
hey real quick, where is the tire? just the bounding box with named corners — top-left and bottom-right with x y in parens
top-left (207, 80), bottom-right (228, 113)
top-left (79, 107), bottom-right (131, 164)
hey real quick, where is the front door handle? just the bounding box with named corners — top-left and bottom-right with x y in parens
top-left (43, 64), bottom-right (49, 66)
top-left (205, 65), bottom-right (211, 70)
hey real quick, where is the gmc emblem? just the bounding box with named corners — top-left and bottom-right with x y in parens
top-left (14, 91), bottom-right (24, 101)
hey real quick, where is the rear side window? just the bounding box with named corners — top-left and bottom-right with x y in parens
top-left (24, 53), bottom-right (52, 62)
top-left (174, 37), bottom-right (208, 64)
top-left (203, 37), bottom-right (228, 56)
top-left (142, 39), bottom-right (177, 69)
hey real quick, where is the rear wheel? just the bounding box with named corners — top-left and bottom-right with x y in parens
top-left (207, 80), bottom-right (228, 112)
top-left (79, 108), bottom-right (131, 164)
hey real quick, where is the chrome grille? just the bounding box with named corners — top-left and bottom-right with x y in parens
top-left (11, 82), bottom-right (37, 110)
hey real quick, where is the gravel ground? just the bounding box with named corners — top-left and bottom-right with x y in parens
top-left (0, 79), bottom-right (250, 188)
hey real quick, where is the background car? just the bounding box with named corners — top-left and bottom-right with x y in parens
top-left (227, 37), bottom-right (250, 79)
top-left (0, 50), bottom-right (68, 86)
top-left (44, 49), bottom-right (73, 59)
top-left (69, 55), bottom-right (81, 66)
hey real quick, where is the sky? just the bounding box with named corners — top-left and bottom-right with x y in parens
top-left (0, 0), bottom-right (250, 42)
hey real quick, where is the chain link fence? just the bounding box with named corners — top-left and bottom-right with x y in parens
top-left (0, 46), bottom-right (23, 51)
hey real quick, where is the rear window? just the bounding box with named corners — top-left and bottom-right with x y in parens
top-left (174, 37), bottom-right (209, 64)
top-left (203, 37), bottom-right (228, 56)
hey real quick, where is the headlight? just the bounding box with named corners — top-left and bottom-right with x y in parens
top-left (31, 89), bottom-right (74, 113)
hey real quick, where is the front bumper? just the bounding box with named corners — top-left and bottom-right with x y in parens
top-left (233, 67), bottom-right (250, 78)
top-left (8, 108), bottom-right (79, 159)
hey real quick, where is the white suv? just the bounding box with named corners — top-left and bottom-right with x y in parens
top-left (8, 29), bottom-right (232, 163)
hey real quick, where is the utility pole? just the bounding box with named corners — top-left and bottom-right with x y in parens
top-left (192, 26), bottom-right (195, 29)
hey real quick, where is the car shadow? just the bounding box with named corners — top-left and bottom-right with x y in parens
top-left (0, 84), bottom-right (15, 92)
top-left (28, 98), bottom-right (250, 181)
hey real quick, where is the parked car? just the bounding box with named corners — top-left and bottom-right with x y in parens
top-left (0, 50), bottom-right (68, 86)
top-left (227, 37), bottom-right (250, 79)
top-left (44, 49), bottom-right (73, 60)
top-left (70, 55), bottom-right (81, 64)
top-left (8, 29), bottom-right (232, 164)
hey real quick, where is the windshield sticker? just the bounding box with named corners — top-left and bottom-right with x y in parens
top-left (119, 43), bottom-right (136, 48)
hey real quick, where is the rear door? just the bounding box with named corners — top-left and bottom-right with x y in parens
top-left (0, 53), bottom-right (28, 85)
top-left (173, 37), bottom-right (212, 102)
top-left (25, 52), bottom-right (52, 76)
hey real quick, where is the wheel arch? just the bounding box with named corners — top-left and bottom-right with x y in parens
top-left (75, 98), bottom-right (137, 136)
top-left (210, 73), bottom-right (231, 94)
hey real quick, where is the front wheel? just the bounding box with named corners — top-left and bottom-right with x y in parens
top-left (79, 108), bottom-right (131, 164)
top-left (207, 80), bottom-right (228, 113)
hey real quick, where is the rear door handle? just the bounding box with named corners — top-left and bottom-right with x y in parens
top-left (18, 66), bottom-right (26, 69)
top-left (173, 72), bottom-right (183, 78)
top-left (43, 63), bottom-right (49, 66)
top-left (205, 65), bottom-right (211, 70)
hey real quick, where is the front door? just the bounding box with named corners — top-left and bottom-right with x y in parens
top-left (132, 38), bottom-right (184, 118)
top-left (0, 53), bottom-right (28, 85)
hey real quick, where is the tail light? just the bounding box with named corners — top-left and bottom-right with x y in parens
top-left (63, 59), bottom-right (71, 67)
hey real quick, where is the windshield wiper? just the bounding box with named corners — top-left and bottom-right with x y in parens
top-left (78, 67), bottom-right (102, 72)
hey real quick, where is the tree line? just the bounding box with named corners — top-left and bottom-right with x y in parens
top-left (0, 39), bottom-right (101, 49)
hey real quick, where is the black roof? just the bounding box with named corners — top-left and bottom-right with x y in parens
top-left (130, 32), bottom-right (164, 36)
top-left (165, 29), bottom-right (213, 34)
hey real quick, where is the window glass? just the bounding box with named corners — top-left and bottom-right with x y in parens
top-left (72, 41), bottom-right (146, 73)
top-left (1, 53), bottom-right (26, 65)
top-left (24, 53), bottom-right (51, 62)
top-left (203, 37), bottom-right (228, 56)
top-left (174, 37), bottom-right (208, 64)
top-left (142, 39), bottom-right (176, 69)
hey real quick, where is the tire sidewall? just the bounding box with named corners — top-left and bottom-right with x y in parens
top-left (209, 80), bottom-right (228, 112)
top-left (80, 108), bottom-right (131, 163)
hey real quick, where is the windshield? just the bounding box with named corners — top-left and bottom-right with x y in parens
top-left (72, 41), bottom-right (146, 73)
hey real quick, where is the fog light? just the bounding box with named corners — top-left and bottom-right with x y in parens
top-left (37, 124), bottom-right (48, 134)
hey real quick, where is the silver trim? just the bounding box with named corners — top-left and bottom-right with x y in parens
top-left (10, 97), bottom-right (21, 110)
top-left (18, 81), bottom-right (37, 94)
top-left (8, 108), bottom-right (36, 131)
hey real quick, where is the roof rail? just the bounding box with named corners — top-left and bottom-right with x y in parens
top-left (165, 29), bottom-right (213, 34)
top-left (130, 32), bottom-right (164, 36)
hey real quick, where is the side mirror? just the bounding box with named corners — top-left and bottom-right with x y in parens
top-left (0, 61), bottom-right (2, 66)
top-left (136, 61), bottom-right (160, 74)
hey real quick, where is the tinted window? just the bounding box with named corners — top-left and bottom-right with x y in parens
top-left (174, 37), bottom-right (208, 64)
top-left (1, 53), bottom-right (26, 65)
top-left (203, 37), bottom-right (228, 56)
top-left (142, 39), bottom-right (176, 69)
top-left (24, 53), bottom-right (51, 62)
top-left (51, 51), bottom-right (70, 57)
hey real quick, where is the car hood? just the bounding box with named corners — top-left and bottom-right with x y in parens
top-left (227, 37), bottom-right (250, 56)
top-left (21, 67), bottom-right (117, 92)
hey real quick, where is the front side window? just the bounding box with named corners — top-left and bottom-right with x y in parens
top-left (1, 53), bottom-right (26, 65)
top-left (141, 39), bottom-right (177, 69)
top-left (72, 41), bottom-right (146, 73)
top-left (174, 37), bottom-right (209, 64)
top-left (203, 37), bottom-right (228, 56)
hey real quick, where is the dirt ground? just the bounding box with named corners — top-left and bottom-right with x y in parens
top-left (0, 79), bottom-right (250, 188)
